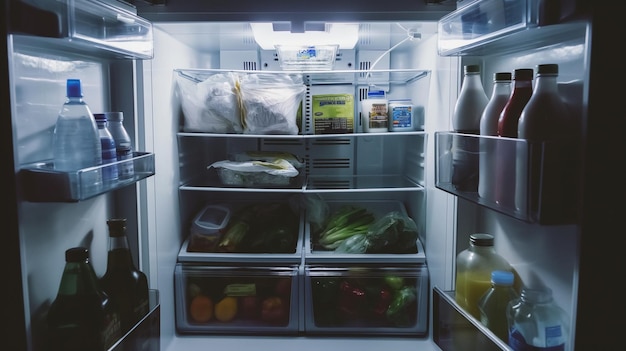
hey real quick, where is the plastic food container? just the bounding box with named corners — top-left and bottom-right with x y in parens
top-left (275, 45), bottom-right (338, 70)
top-left (175, 264), bottom-right (300, 334)
top-left (304, 265), bottom-right (429, 336)
top-left (187, 204), bottom-right (231, 252)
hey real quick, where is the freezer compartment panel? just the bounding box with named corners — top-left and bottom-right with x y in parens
top-left (175, 264), bottom-right (300, 334)
top-left (19, 152), bottom-right (155, 202)
top-left (304, 265), bottom-right (428, 336)
top-left (435, 132), bottom-right (579, 224)
top-left (304, 200), bottom-right (425, 264)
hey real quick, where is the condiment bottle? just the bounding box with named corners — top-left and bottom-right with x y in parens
top-left (478, 270), bottom-right (518, 343)
top-left (100, 218), bottom-right (150, 334)
top-left (515, 64), bottom-right (573, 220)
top-left (495, 68), bottom-right (533, 208)
top-left (507, 287), bottom-right (569, 351)
top-left (451, 64), bottom-right (488, 192)
top-left (455, 233), bottom-right (514, 319)
top-left (479, 72), bottom-right (512, 202)
top-left (47, 247), bottom-right (122, 351)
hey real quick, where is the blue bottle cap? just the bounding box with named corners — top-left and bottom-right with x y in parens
top-left (94, 113), bottom-right (107, 122)
top-left (66, 79), bottom-right (83, 98)
top-left (367, 89), bottom-right (386, 98)
top-left (491, 270), bottom-right (514, 286)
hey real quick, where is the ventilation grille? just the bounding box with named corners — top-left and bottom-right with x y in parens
top-left (243, 61), bottom-right (257, 70)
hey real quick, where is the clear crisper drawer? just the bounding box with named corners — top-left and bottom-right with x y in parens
top-left (304, 265), bottom-right (428, 336)
top-left (175, 264), bottom-right (300, 334)
top-left (437, 0), bottom-right (535, 55)
top-left (19, 152), bottom-right (155, 202)
top-left (177, 201), bottom-right (304, 264)
top-left (305, 200), bottom-right (425, 264)
top-left (435, 132), bottom-right (579, 224)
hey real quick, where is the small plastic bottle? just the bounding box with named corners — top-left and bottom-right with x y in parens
top-left (52, 79), bottom-right (103, 194)
top-left (455, 233), bottom-right (514, 319)
top-left (105, 112), bottom-right (135, 180)
top-left (94, 114), bottom-right (119, 185)
top-left (362, 89), bottom-right (389, 133)
top-left (451, 64), bottom-right (488, 192)
top-left (478, 270), bottom-right (519, 343)
top-left (507, 287), bottom-right (569, 351)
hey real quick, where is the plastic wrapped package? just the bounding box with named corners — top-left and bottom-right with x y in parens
top-left (177, 72), bottom-right (243, 133)
top-left (208, 158), bottom-right (299, 186)
top-left (237, 73), bottom-right (305, 135)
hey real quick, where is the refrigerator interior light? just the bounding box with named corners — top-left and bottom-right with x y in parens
top-left (250, 22), bottom-right (359, 50)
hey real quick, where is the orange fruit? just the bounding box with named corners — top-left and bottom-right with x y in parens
top-left (189, 295), bottom-right (213, 323)
top-left (214, 296), bottom-right (238, 322)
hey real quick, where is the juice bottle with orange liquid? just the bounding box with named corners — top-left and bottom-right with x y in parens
top-left (455, 233), bottom-right (514, 319)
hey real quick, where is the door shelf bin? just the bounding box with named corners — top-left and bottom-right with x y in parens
top-left (432, 287), bottom-right (509, 351)
top-left (304, 200), bottom-right (426, 264)
top-left (434, 132), bottom-right (579, 224)
top-left (19, 152), bottom-right (156, 202)
top-left (437, 0), bottom-right (534, 55)
top-left (112, 289), bottom-right (160, 351)
top-left (304, 265), bottom-right (429, 336)
top-left (174, 264), bottom-right (300, 335)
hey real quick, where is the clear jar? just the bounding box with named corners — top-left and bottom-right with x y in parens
top-left (455, 233), bottom-right (514, 319)
top-left (507, 287), bottom-right (569, 351)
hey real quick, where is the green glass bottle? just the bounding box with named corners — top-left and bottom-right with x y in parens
top-left (100, 218), bottom-right (150, 334)
top-left (47, 247), bottom-right (122, 351)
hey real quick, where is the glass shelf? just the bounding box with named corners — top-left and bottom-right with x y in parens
top-left (435, 132), bottom-right (579, 224)
top-left (20, 152), bottom-right (155, 202)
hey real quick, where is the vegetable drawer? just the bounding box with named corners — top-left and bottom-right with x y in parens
top-left (174, 264), bottom-right (300, 334)
top-left (304, 264), bottom-right (429, 336)
top-left (305, 200), bottom-right (426, 264)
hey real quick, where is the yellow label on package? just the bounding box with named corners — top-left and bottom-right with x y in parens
top-left (312, 94), bottom-right (354, 134)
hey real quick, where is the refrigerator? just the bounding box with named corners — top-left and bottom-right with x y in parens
top-left (2, 0), bottom-right (621, 350)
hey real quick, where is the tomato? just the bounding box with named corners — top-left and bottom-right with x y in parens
top-left (261, 296), bottom-right (288, 324)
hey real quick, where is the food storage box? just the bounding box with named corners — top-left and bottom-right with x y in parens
top-left (305, 200), bottom-right (425, 264)
top-left (175, 264), bottom-right (300, 334)
top-left (180, 201), bottom-right (304, 264)
top-left (304, 265), bottom-right (428, 335)
top-left (275, 45), bottom-right (338, 70)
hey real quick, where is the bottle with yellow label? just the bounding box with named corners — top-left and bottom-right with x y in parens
top-left (455, 233), bottom-right (514, 319)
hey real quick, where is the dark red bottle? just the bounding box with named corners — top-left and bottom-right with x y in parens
top-left (495, 68), bottom-right (533, 208)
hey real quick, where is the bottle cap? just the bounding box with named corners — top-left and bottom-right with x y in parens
top-left (107, 218), bottom-right (128, 237)
top-left (469, 233), bottom-right (494, 246)
top-left (514, 68), bottom-right (534, 80)
top-left (537, 64), bottom-right (559, 75)
top-left (94, 113), bottom-right (107, 122)
top-left (494, 72), bottom-right (512, 81)
top-left (66, 247), bottom-right (89, 262)
top-left (491, 270), bottom-right (514, 286)
top-left (105, 112), bottom-right (124, 122)
top-left (465, 64), bottom-right (480, 73)
top-left (520, 287), bottom-right (553, 303)
top-left (66, 79), bottom-right (83, 98)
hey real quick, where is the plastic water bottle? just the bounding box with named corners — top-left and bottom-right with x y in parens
top-left (104, 112), bottom-right (134, 180)
top-left (94, 114), bottom-right (119, 185)
top-left (52, 79), bottom-right (102, 195)
top-left (478, 270), bottom-right (518, 343)
top-left (507, 287), bottom-right (569, 351)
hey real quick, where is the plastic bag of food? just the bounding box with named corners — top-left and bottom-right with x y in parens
top-left (208, 158), bottom-right (299, 186)
top-left (232, 151), bottom-right (305, 169)
top-left (365, 211), bottom-right (419, 254)
top-left (176, 72), bottom-right (243, 133)
top-left (236, 73), bottom-right (305, 135)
